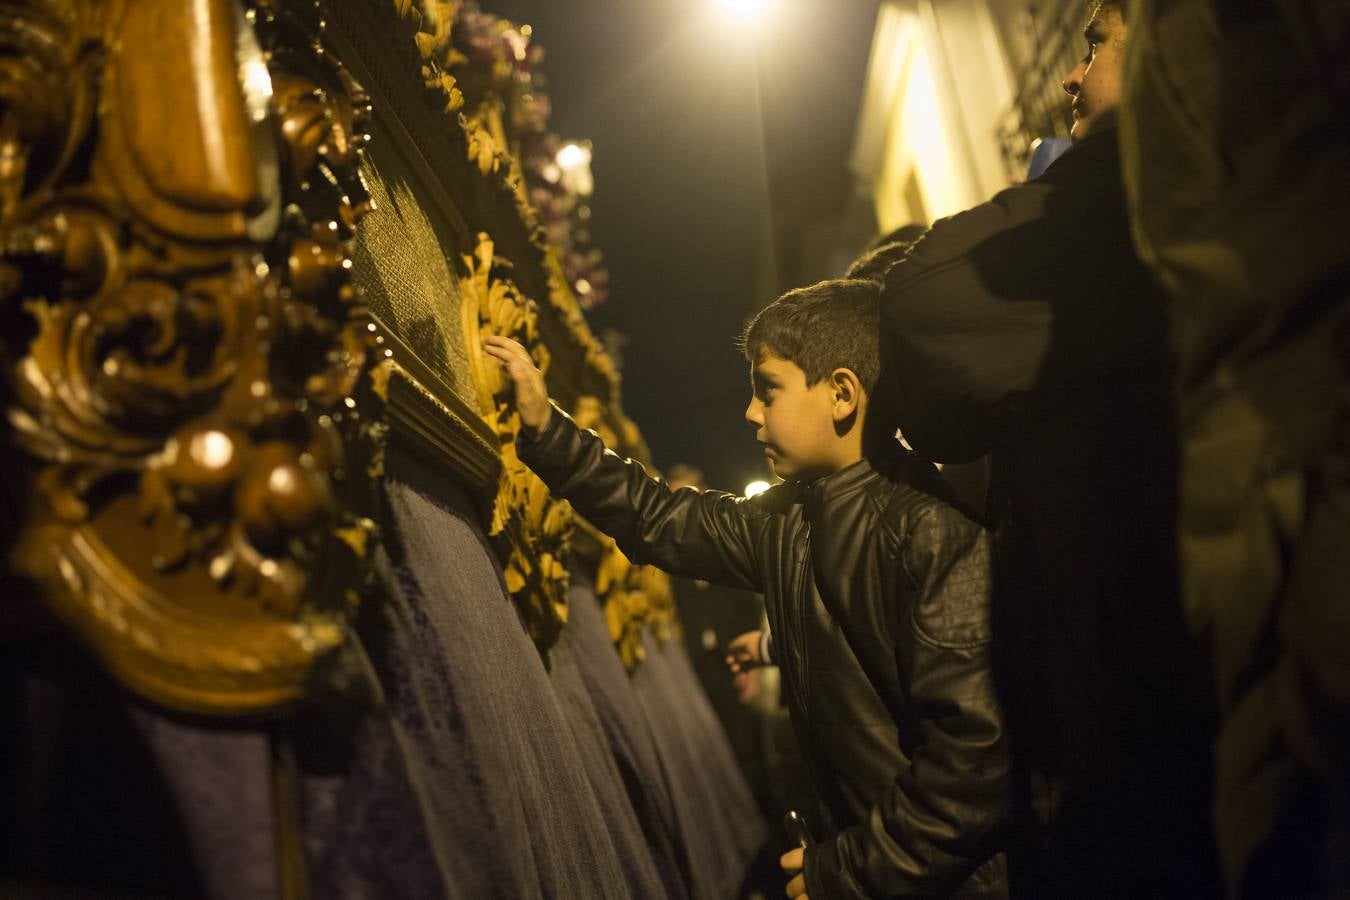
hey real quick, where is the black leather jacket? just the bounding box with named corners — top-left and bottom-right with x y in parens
top-left (519, 407), bottom-right (1009, 898)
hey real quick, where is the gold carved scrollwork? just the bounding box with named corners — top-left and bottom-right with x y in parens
top-left (466, 119), bottom-right (505, 178)
top-left (595, 538), bottom-right (647, 673)
top-left (461, 232), bottom-right (572, 652)
top-left (570, 398), bottom-right (677, 671)
top-left (591, 535), bottom-right (676, 674)
top-left (0, 0), bottom-right (384, 715)
top-left (635, 563), bottom-right (677, 644)
top-left (544, 264), bottom-right (620, 405)
top-left (392, 0), bottom-right (466, 111)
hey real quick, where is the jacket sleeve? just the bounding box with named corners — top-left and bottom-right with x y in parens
top-left (879, 131), bottom-right (1165, 465)
top-left (805, 505), bottom-right (1009, 898)
top-left (516, 404), bottom-right (766, 592)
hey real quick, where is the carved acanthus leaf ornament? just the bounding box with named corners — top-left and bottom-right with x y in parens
top-left (0, 0), bottom-right (385, 715)
top-left (460, 233), bottom-right (572, 652)
top-left (594, 538), bottom-right (648, 673)
top-left (392, 0), bottom-right (466, 111)
top-left (634, 561), bottom-right (677, 644)
top-left (589, 532), bottom-right (677, 674)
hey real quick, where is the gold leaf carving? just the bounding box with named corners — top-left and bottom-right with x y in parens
top-left (633, 563), bottom-right (676, 644)
top-left (465, 119), bottom-right (502, 177)
top-left (389, 0), bottom-right (466, 112)
top-left (459, 232), bottom-right (571, 652)
top-left (435, 73), bottom-right (465, 112)
top-left (0, 0), bottom-right (386, 715)
top-left (589, 534), bottom-right (676, 673)
top-left (595, 539), bottom-right (647, 672)
top-left (375, 0), bottom-right (668, 663)
top-left (543, 264), bottom-right (621, 407)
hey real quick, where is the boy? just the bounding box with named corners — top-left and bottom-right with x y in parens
top-left (485, 278), bottom-right (1008, 898)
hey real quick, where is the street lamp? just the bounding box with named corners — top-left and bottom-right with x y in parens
top-left (717, 0), bottom-right (774, 23)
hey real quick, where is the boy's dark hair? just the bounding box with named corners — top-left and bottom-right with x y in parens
top-left (739, 278), bottom-right (881, 394)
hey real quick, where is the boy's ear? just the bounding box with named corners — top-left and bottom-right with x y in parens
top-left (830, 368), bottom-right (864, 421)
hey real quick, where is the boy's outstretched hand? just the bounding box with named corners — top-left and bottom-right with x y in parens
top-left (483, 335), bottom-right (552, 433)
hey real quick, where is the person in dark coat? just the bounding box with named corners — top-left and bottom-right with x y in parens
top-left (1121, 0), bottom-right (1350, 894)
top-left (875, 2), bottom-right (1220, 895)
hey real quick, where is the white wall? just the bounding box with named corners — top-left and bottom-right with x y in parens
top-left (850, 0), bottom-right (1016, 232)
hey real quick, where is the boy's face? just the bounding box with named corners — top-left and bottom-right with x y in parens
top-left (745, 352), bottom-right (845, 481)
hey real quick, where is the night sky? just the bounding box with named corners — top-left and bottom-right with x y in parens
top-left (492, 0), bottom-right (880, 492)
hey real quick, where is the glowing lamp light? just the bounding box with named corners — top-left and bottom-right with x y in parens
top-left (555, 142), bottom-right (590, 172)
top-left (190, 430), bottom-right (236, 471)
top-left (744, 480), bottom-right (771, 498)
top-left (717, 0), bottom-right (774, 22)
top-left (555, 141), bottom-right (594, 195)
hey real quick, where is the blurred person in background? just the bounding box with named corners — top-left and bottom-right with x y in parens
top-left (1122, 0), bottom-right (1350, 894)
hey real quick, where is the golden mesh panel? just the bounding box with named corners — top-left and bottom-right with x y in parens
top-left (353, 125), bottom-right (477, 405)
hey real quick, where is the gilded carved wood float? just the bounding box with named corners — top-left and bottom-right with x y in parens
top-left (0, 0), bottom-right (385, 714)
top-left (0, 0), bottom-right (677, 713)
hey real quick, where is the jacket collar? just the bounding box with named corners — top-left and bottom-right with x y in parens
top-left (800, 445), bottom-right (907, 508)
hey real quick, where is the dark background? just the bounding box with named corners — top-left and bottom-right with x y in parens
top-left (492, 0), bottom-right (881, 491)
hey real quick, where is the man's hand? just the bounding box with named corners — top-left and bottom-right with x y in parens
top-left (781, 847), bottom-right (808, 899)
top-left (725, 630), bottom-right (765, 674)
top-left (483, 335), bottom-right (552, 432)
